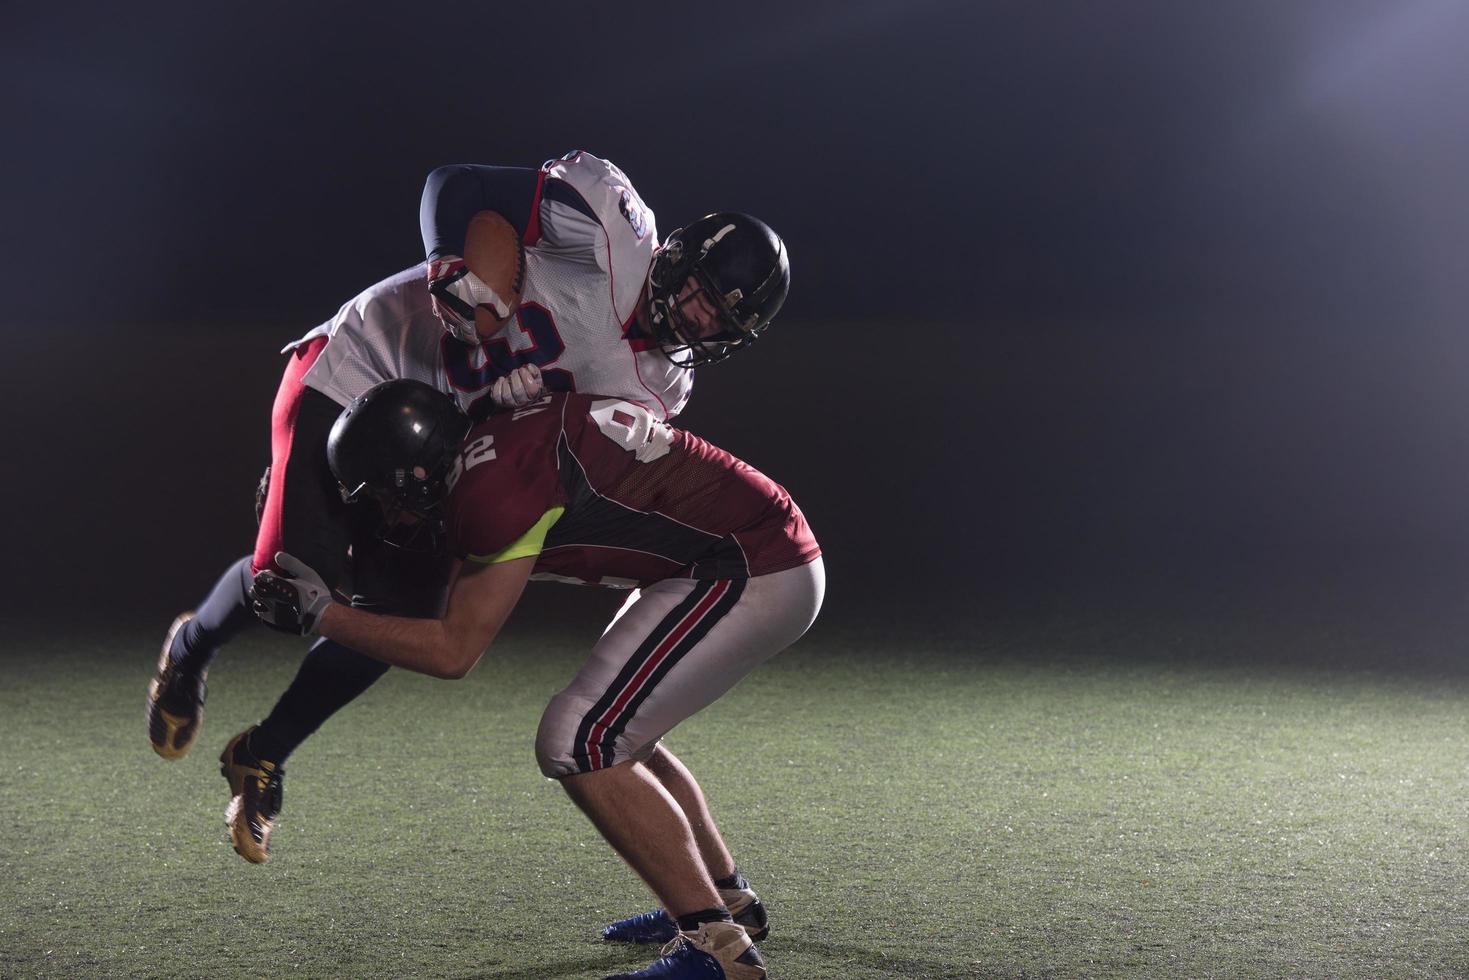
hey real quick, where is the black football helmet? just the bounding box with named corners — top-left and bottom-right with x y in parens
top-left (327, 380), bottom-right (471, 549)
top-left (645, 212), bottom-right (790, 367)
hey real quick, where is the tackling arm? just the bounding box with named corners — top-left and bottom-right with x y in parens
top-left (316, 556), bottom-right (536, 679)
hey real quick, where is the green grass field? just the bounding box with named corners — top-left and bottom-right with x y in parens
top-left (1, 596), bottom-right (1465, 979)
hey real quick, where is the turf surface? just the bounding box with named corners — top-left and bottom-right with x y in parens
top-left (1, 596), bottom-right (1465, 979)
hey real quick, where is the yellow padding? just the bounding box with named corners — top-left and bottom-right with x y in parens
top-left (468, 506), bottom-right (565, 564)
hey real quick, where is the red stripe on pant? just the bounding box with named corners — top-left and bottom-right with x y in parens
top-left (584, 580), bottom-right (732, 770)
top-left (252, 336), bottom-right (328, 576)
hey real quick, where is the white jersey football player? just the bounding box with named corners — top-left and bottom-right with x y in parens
top-left (294, 151), bottom-right (788, 423)
top-left (148, 152), bottom-right (793, 875)
top-left (299, 153), bottom-right (664, 419)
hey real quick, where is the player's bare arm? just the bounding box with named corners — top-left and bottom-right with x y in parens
top-left (325, 556), bottom-right (533, 678)
top-left (259, 555), bottom-right (535, 680)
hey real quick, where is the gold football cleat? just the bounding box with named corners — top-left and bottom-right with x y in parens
top-left (220, 727), bottom-right (284, 864)
top-left (147, 612), bottom-right (205, 759)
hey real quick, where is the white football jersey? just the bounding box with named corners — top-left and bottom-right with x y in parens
top-left (289, 151), bottom-right (692, 421)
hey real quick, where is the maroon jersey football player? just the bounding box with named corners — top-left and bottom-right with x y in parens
top-left (253, 383), bottom-right (823, 980)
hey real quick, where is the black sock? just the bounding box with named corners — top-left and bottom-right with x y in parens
top-left (174, 555), bottom-right (258, 674)
top-left (713, 871), bottom-right (749, 892)
top-left (675, 906), bottom-right (734, 934)
top-left (244, 727), bottom-right (285, 767)
top-left (253, 637), bottom-right (390, 763)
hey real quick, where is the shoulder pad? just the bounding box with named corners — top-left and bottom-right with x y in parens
top-left (537, 151), bottom-right (657, 250)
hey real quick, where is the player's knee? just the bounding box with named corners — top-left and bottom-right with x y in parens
top-left (535, 690), bottom-right (663, 779)
top-left (535, 689), bottom-right (588, 778)
top-left (534, 739), bottom-right (577, 779)
top-left (232, 554), bottom-right (259, 585)
top-left (536, 689), bottom-right (647, 779)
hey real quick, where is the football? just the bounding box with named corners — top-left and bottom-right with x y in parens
top-left (464, 209), bottom-right (527, 338)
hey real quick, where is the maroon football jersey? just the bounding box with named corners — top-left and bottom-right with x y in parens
top-left (444, 393), bottom-right (820, 586)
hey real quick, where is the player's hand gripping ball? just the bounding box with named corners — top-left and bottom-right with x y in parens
top-left (426, 210), bottom-right (526, 344)
top-left (250, 552), bottom-right (336, 636)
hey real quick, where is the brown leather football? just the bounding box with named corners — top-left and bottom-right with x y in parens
top-left (464, 209), bottom-right (527, 339)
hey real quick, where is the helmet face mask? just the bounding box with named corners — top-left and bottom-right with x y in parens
top-left (654, 270), bottom-right (752, 368)
top-left (646, 213), bottom-right (790, 368)
top-left (340, 464), bottom-right (450, 552)
top-left (328, 381), bottom-right (472, 554)
top-left (371, 495), bottom-right (449, 553)
top-left (340, 462), bottom-right (442, 516)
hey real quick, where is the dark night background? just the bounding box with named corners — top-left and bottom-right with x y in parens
top-left (4, 1), bottom-right (1468, 647)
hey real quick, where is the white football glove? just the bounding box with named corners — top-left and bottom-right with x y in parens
top-left (250, 552), bottom-right (336, 636)
top-left (426, 254), bottom-right (514, 345)
top-left (490, 363), bottom-right (545, 408)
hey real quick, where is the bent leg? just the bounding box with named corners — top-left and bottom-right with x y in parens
top-left (561, 760), bottom-right (722, 918)
top-left (538, 560), bottom-right (825, 779)
top-left (250, 637), bottom-right (391, 762)
top-left (229, 338), bottom-right (390, 763)
top-left (170, 338), bottom-right (349, 675)
top-left (539, 560), bottom-right (824, 924)
top-left (646, 745), bottom-right (737, 882)
top-left (171, 555), bottom-right (260, 675)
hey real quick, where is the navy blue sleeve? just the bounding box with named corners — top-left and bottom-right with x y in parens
top-left (420, 165), bottom-right (541, 258)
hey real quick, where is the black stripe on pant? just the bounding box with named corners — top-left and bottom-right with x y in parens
top-left (570, 579), bottom-right (746, 773)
